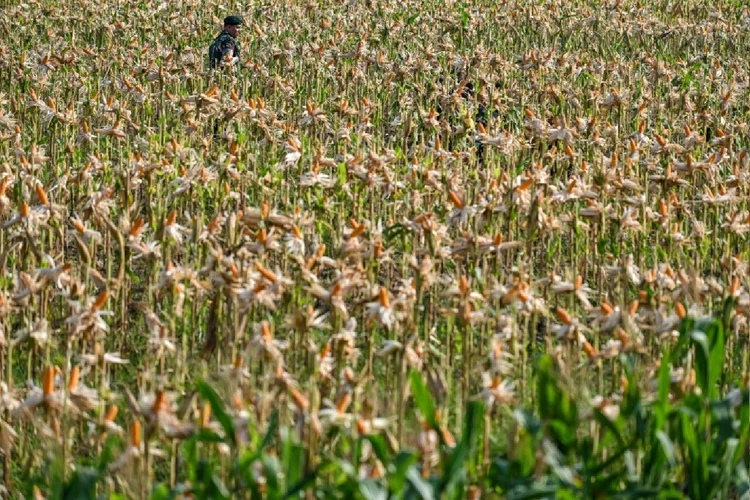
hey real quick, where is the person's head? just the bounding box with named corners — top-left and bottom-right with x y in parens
top-left (223, 15), bottom-right (243, 37)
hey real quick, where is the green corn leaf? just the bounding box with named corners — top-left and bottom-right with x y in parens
top-left (359, 479), bottom-right (388, 500)
top-left (690, 329), bottom-right (711, 397)
top-left (150, 485), bottom-right (172, 500)
top-left (707, 320), bottom-right (725, 399)
top-left (655, 431), bottom-right (676, 468)
top-left (655, 348), bottom-right (671, 430)
top-left (406, 466), bottom-right (435, 500)
top-left (259, 409), bottom-right (280, 454)
top-left (283, 465), bottom-right (321, 499)
top-left (197, 379), bottom-right (236, 446)
top-left (194, 428), bottom-right (226, 444)
top-left (391, 452), bottom-right (419, 492)
top-left (62, 467), bottom-right (99, 500)
top-left (410, 370), bottom-right (438, 430)
top-left (337, 162), bottom-right (347, 186)
top-left (439, 400), bottom-right (483, 493)
top-left (282, 439), bottom-right (306, 490)
top-left (507, 484), bottom-right (562, 500)
top-left (593, 407), bottom-right (625, 448)
top-left (365, 434), bottom-right (391, 465)
top-left (262, 454), bottom-right (281, 496)
top-left (96, 434), bottom-right (120, 473)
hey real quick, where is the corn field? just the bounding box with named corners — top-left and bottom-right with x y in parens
top-left (0, 0), bottom-right (749, 498)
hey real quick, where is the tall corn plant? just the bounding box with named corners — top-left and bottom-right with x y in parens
top-left (129, 376), bottom-right (484, 499)
top-left (488, 296), bottom-right (750, 499)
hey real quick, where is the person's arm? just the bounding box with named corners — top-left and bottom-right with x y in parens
top-left (220, 39), bottom-right (239, 65)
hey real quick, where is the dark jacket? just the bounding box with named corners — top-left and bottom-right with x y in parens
top-left (209, 31), bottom-right (240, 69)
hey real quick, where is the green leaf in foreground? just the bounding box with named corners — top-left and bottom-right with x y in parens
top-left (197, 379), bottom-right (236, 446)
top-left (410, 370), bottom-right (438, 430)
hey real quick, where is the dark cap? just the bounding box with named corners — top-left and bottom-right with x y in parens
top-left (224, 15), bottom-right (243, 26)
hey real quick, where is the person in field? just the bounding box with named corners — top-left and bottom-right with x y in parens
top-left (209, 16), bottom-right (243, 69)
